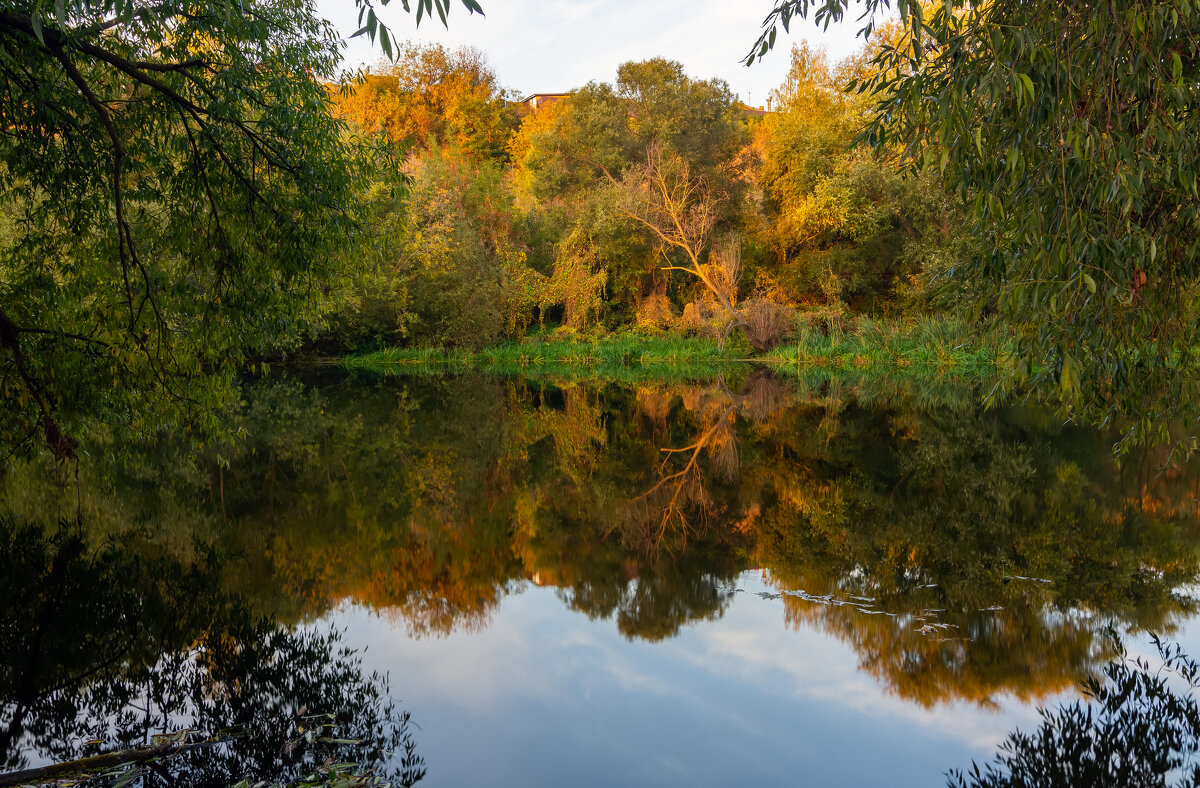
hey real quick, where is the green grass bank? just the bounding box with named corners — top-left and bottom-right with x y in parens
top-left (345, 317), bottom-right (1016, 386)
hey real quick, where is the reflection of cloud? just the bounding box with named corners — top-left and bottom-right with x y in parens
top-left (345, 599), bottom-right (553, 711)
top-left (332, 574), bottom-right (1057, 773)
top-left (662, 572), bottom-right (1057, 753)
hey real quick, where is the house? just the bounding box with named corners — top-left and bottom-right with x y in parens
top-left (518, 92), bottom-right (571, 116)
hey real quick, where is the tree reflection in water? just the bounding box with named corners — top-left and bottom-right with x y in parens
top-left (3, 369), bottom-right (1200, 711)
top-left (950, 636), bottom-right (1200, 788)
top-left (0, 519), bottom-right (423, 786)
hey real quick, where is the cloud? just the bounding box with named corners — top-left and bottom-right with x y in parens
top-left (314, 0), bottom-right (870, 104)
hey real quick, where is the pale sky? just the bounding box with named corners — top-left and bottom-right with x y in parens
top-left (314, 0), bottom-right (873, 107)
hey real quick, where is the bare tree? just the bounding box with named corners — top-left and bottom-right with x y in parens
top-left (612, 141), bottom-right (745, 339)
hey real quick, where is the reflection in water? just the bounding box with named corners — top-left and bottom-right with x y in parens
top-left (0, 519), bottom-right (422, 786)
top-left (3, 370), bottom-right (1200, 715)
top-left (951, 636), bottom-right (1200, 788)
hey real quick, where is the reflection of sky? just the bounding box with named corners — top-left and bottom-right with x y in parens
top-left (331, 571), bottom-right (1062, 787)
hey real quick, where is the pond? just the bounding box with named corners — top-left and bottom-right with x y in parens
top-left (3, 368), bottom-right (1200, 786)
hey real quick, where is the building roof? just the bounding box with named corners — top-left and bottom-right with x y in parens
top-left (519, 92), bottom-right (571, 103)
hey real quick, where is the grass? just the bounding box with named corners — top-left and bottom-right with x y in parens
top-left (763, 316), bottom-right (1014, 372)
top-left (346, 333), bottom-right (740, 382)
top-left (345, 317), bottom-right (1017, 391)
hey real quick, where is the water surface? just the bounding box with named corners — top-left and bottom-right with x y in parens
top-left (4, 369), bottom-right (1199, 785)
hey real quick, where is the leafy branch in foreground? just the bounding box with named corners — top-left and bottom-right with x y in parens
top-left (748, 0), bottom-right (1200, 450)
top-left (0, 0), bottom-right (377, 457)
top-left (350, 0), bottom-right (483, 60)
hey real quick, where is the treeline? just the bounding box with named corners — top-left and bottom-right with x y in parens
top-left (319, 36), bottom-right (973, 354)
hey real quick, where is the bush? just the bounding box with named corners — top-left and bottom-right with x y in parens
top-left (739, 297), bottom-right (797, 351)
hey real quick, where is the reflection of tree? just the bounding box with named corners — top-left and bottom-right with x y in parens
top-left (949, 637), bottom-right (1200, 788)
top-left (622, 372), bottom-right (787, 555)
top-left (0, 519), bottom-right (421, 786)
top-left (4, 371), bottom-right (1200, 708)
top-left (750, 405), bottom-right (1200, 706)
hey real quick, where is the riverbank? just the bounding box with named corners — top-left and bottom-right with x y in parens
top-left (344, 316), bottom-right (1016, 386)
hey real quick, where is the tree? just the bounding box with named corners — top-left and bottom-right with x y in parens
top-left (0, 519), bottom-right (425, 785)
top-left (0, 0), bottom-right (484, 460)
top-left (393, 143), bottom-right (542, 348)
top-left (331, 42), bottom-right (519, 161)
top-left (614, 142), bottom-right (739, 324)
top-left (748, 0), bottom-right (1200, 448)
top-left (508, 59), bottom-right (749, 322)
top-left (948, 638), bottom-right (1200, 788)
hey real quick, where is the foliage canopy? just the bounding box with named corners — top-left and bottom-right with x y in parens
top-left (751, 0), bottom-right (1200, 446)
top-left (0, 0), bottom-right (377, 457)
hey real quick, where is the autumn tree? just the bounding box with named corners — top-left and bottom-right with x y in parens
top-left (332, 42), bottom-right (519, 161)
top-left (391, 144), bottom-right (543, 348)
top-left (756, 39), bottom-right (966, 309)
top-left (509, 59), bottom-right (750, 323)
top-left (613, 141), bottom-right (747, 342)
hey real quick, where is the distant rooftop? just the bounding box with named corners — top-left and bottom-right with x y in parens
top-left (514, 93), bottom-right (772, 120)
top-left (519, 93), bottom-right (571, 114)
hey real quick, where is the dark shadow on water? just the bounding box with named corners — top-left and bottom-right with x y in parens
top-left (0, 518), bottom-right (423, 786)
top-left (949, 635), bottom-right (1200, 788)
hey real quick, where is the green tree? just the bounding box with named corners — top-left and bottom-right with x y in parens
top-left (0, 0), bottom-right (484, 459)
top-left (754, 39), bottom-right (972, 311)
top-left (750, 0), bottom-right (1200, 446)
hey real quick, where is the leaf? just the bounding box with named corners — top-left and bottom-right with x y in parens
top-left (30, 12), bottom-right (44, 45)
top-left (1018, 73), bottom-right (1035, 102)
top-left (379, 24), bottom-right (392, 59)
top-left (1082, 273), bottom-right (1096, 294)
top-left (1060, 355), bottom-right (1074, 395)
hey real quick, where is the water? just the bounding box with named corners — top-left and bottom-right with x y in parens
top-left (3, 369), bottom-right (1200, 786)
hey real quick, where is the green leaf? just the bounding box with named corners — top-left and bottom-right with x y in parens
top-left (379, 24), bottom-right (392, 59)
top-left (1082, 273), bottom-right (1096, 294)
top-left (1018, 73), bottom-right (1035, 101)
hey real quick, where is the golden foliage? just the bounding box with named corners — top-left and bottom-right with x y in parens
top-left (331, 43), bottom-right (518, 161)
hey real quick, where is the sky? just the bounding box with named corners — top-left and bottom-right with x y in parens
top-left (313, 0), bottom-right (872, 107)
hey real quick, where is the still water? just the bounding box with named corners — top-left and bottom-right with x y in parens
top-left (3, 368), bottom-right (1200, 785)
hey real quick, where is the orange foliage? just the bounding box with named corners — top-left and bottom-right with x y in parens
top-left (331, 43), bottom-right (519, 161)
